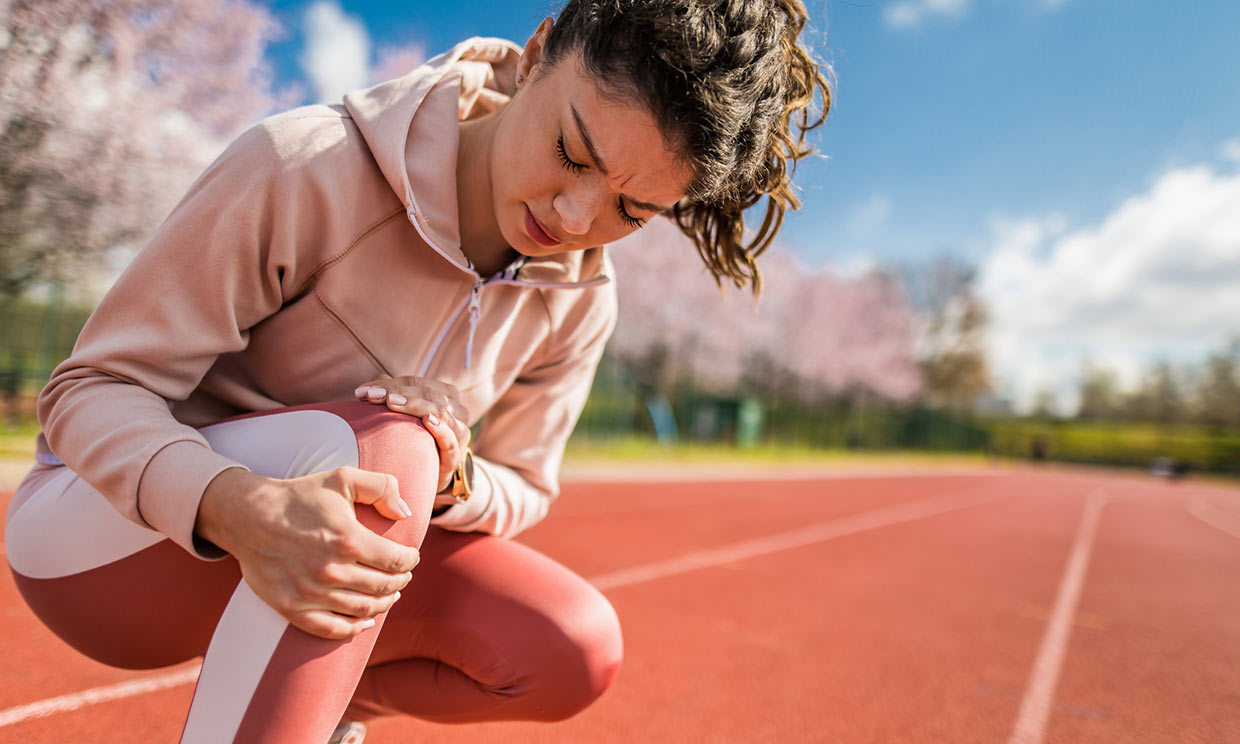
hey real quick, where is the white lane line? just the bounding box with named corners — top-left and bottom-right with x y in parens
top-left (0, 489), bottom-right (1006, 727)
top-left (1007, 490), bottom-right (1107, 744)
top-left (587, 490), bottom-right (1005, 591)
top-left (1186, 495), bottom-right (1240, 540)
top-left (0, 665), bottom-right (200, 727)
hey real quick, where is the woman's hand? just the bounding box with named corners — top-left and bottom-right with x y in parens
top-left (196, 467), bottom-right (421, 640)
top-left (354, 376), bottom-right (471, 492)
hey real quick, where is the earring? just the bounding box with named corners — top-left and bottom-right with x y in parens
top-left (516, 73), bottom-right (524, 85)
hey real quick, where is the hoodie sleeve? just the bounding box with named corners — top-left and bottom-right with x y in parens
top-left (37, 118), bottom-right (341, 560)
top-left (430, 283), bottom-right (618, 539)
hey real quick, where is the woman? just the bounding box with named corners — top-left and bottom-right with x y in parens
top-left (4, 0), bottom-right (830, 741)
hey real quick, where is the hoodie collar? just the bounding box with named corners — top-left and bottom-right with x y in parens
top-left (343, 37), bottom-right (609, 288)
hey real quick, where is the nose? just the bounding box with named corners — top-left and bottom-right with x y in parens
top-left (553, 181), bottom-right (605, 236)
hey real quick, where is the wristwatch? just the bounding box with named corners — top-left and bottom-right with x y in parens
top-left (447, 449), bottom-right (475, 502)
top-left (433, 450), bottom-right (474, 514)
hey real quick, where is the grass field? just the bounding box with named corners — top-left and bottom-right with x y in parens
top-left (0, 420), bottom-right (38, 460)
top-left (5, 420), bottom-right (1236, 492)
top-left (564, 436), bottom-right (991, 467)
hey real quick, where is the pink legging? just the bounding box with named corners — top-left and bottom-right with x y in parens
top-left (4, 401), bottom-right (623, 743)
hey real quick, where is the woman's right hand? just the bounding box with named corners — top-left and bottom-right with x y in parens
top-left (194, 466), bottom-right (421, 640)
top-left (353, 377), bottom-right (471, 493)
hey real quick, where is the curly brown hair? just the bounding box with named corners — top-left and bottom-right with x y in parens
top-left (542, 0), bottom-right (832, 294)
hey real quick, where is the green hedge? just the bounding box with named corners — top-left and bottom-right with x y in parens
top-left (987, 419), bottom-right (1240, 474)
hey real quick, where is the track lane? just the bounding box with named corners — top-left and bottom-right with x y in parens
top-left (2, 471), bottom-right (1239, 743)
top-left (1043, 481), bottom-right (1240, 744)
top-left (366, 473), bottom-right (1106, 743)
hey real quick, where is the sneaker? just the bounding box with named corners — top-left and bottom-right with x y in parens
top-left (328, 720), bottom-right (366, 744)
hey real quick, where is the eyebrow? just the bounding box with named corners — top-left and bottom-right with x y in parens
top-left (570, 104), bottom-right (675, 214)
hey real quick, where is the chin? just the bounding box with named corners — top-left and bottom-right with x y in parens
top-left (505, 227), bottom-right (543, 257)
top-left (518, 243), bottom-right (564, 259)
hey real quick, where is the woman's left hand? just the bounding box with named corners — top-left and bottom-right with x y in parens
top-left (353, 375), bottom-right (471, 493)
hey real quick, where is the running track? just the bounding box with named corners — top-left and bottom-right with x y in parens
top-left (1, 465), bottom-right (1238, 743)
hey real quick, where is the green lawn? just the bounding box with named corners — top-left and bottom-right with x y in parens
top-left (0, 418), bottom-right (39, 459)
top-left (564, 436), bottom-right (991, 468)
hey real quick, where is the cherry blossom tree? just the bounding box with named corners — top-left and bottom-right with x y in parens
top-left (900, 256), bottom-right (993, 411)
top-left (1, 0), bottom-right (285, 301)
top-left (607, 216), bottom-right (923, 403)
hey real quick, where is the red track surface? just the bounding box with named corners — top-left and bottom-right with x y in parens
top-left (2, 466), bottom-right (1239, 743)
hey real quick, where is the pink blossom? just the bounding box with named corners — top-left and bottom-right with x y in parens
top-left (607, 217), bottom-right (923, 401)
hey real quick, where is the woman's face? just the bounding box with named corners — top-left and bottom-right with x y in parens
top-left (488, 22), bottom-right (694, 258)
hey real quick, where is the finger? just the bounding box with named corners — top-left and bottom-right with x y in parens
top-left (382, 392), bottom-right (438, 421)
top-left (322, 587), bottom-right (402, 619)
top-left (441, 409), bottom-right (471, 451)
top-left (380, 396), bottom-right (464, 468)
top-left (352, 528), bottom-right (421, 575)
top-left (338, 467), bottom-right (411, 520)
top-left (382, 387), bottom-right (469, 441)
top-left (421, 412), bottom-right (462, 490)
top-left (421, 381), bottom-right (471, 425)
top-left (330, 564), bottom-right (413, 597)
top-left (353, 378), bottom-right (391, 399)
top-left (291, 609), bottom-right (378, 640)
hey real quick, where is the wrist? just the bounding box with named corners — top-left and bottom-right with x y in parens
top-left (196, 467), bottom-right (267, 552)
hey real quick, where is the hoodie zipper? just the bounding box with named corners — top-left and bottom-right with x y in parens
top-left (464, 280), bottom-right (483, 369)
top-left (406, 209), bottom-right (609, 377)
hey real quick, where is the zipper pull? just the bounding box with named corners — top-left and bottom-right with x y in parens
top-left (464, 280), bottom-right (483, 370)
top-left (468, 281), bottom-right (483, 317)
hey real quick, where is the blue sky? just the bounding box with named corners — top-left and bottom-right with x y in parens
top-left (254, 0), bottom-right (1240, 412)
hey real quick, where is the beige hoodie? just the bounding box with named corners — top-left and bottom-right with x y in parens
top-left (30, 37), bottom-right (617, 558)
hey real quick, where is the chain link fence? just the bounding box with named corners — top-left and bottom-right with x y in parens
top-left (0, 288), bottom-right (92, 424)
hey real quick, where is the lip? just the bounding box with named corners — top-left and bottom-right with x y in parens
top-left (524, 206), bottom-right (561, 247)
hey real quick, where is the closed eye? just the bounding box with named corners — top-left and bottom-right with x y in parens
top-left (556, 134), bottom-right (586, 175)
top-left (616, 201), bottom-right (644, 229)
top-left (557, 133), bottom-right (646, 230)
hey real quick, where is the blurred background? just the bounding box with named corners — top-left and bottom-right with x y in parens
top-left (2, 0), bottom-right (1238, 477)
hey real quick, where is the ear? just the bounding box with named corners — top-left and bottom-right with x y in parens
top-left (516, 17), bottom-right (554, 88)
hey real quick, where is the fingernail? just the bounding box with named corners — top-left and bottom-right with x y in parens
top-left (393, 591), bottom-right (402, 602)
top-left (388, 393), bottom-right (407, 405)
top-left (368, 387), bottom-right (386, 398)
top-left (426, 413), bottom-right (440, 426)
top-left (397, 500), bottom-right (412, 518)
top-left (354, 385), bottom-right (370, 397)
top-left (361, 618), bottom-right (376, 630)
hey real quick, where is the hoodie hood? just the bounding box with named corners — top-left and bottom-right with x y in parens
top-left (342, 37), bottom-right (609, 288)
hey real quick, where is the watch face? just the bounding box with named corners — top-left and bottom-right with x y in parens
top-left (452, 450), bottom-right (474, 501)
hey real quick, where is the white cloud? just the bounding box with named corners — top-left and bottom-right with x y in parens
top-left (883, 0), bottom-right (972, 29)
top-left (849, 193), bottom-right (893, 236)
top-left (883, 0), bottom-right (1068, 29)
top-left (830, 253), bottom-right (881, 279)
top-left (299, 1), bottom-right (371, 104)
top-left (978, 159), bottom-right (1240, 415)
top-left (1221, 137), bottom-right (1240, 165)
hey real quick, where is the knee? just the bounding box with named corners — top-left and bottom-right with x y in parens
top-left (524, 589), bottom-right (624, 722)
top-left (334, 401), bottom-right (437, 476)
top-left (312, 401), bottom-right (439, 532)
top-left (333, 399), bottom-right (438, 487)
